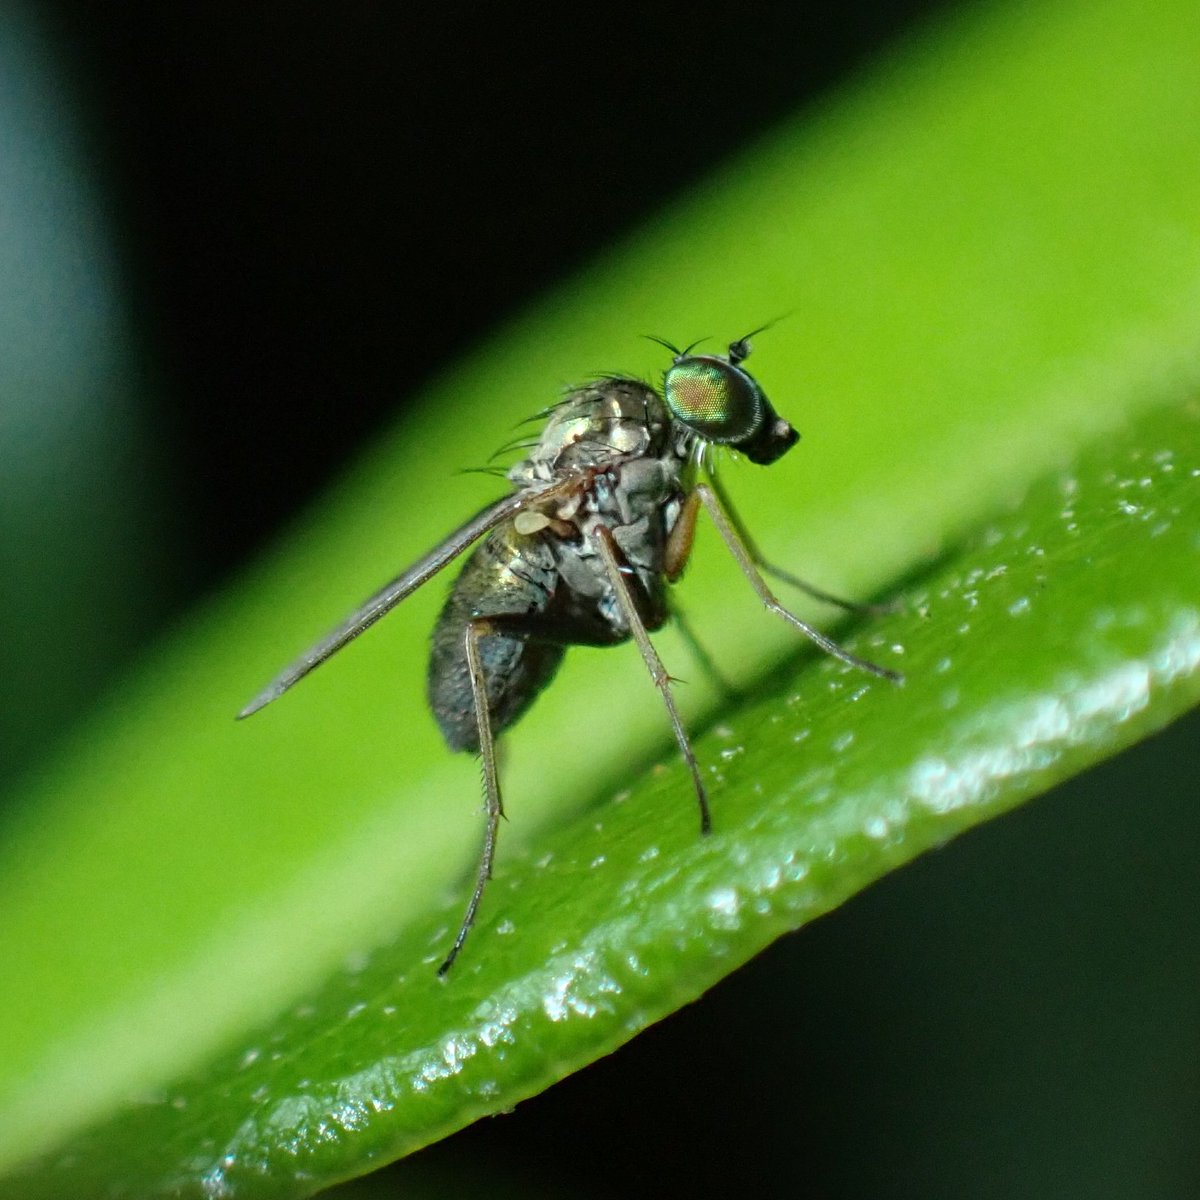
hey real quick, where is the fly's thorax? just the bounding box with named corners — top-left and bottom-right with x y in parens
top-left (509, 377), bottom-right (670, 487)
top-left (546, 448), bottom-right (680, 638)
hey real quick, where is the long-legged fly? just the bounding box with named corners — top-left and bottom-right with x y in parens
top-left (239, 335), bottom-right (901, 973)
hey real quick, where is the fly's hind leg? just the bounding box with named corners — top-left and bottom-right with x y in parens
top-left (593, 525), bottom-right (711, 835)
top-left (439, 616), bottom-right (505, 976)
top-left (691, 483), bottom-right (904, 683)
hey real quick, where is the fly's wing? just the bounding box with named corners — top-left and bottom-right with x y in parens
top-left (237, 491), bottom-right (532, 718)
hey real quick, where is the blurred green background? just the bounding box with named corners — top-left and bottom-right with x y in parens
top-left (2, 0), bottom-right (1196, 1195)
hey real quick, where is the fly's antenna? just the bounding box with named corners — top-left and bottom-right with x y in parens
top-left (728, 315), bottom-right (790, 364)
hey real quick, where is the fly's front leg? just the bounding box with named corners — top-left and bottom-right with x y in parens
top-left (662, 500), bottom-right (740, 698)
top-left (706, 466), bottom-right (897, 615)
top-left (438, 615), bottom-right (504, 976)
top-left (593, 525), bottom-right (711, 835)
top-left (693, 483), bottom-right (904, 684)
top-left (664, 488), bottom-right (701, 582)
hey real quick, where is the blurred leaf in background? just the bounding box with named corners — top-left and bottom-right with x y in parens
top-left (0, 2), bottom-right (172, 793)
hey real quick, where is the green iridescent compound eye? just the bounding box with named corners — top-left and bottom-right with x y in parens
top-left (664, 356), bottom-right (764, 442)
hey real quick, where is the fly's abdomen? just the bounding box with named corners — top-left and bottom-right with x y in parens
top-left (427, 526), bottom-right (565, 753)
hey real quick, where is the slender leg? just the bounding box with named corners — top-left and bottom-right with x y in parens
top-left (593, 525), bottom-right (711, 834)
top-left (670, 598), bottom-right (740, 700)
top-left (439, 617), bottom-right (504, 976)
top-left (693, 483), bottom-right (904, 684)
top-left (664, 488), bottom-right (701, 582)
top-left (664, 492), bottom-right (740, 697)
top-left (706, 465), bottom-right (898, 614)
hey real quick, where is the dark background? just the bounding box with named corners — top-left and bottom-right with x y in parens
top-left (47, 0), bottom-right (945, 590)
top-left (12, 3), bottom-right (1199, 1196)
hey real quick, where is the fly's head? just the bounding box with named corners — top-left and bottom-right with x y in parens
top-left (658, 332), bottom-right (799, 465)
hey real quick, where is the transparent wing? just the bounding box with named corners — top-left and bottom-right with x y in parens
top-left (237, 491), bottom-right (530, 718)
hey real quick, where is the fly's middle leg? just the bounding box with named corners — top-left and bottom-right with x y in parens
top-left (593, 524), bottom-right (711, 835)
top-left (670, 598), bottom-right (740, 700)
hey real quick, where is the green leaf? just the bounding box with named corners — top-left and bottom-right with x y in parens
top-left (2, 0), bottom-right (1199, 1195)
